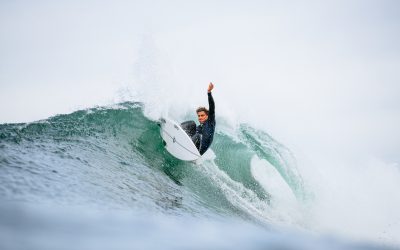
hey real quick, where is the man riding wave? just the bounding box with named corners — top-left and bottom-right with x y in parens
top-left (181, 82), bottom-right (215, 155)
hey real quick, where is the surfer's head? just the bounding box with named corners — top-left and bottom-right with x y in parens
top-left (196, 107), bottom-right (209, 124)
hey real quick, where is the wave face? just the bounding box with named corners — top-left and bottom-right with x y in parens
top-left (0, 103), bottom-right (390, 249)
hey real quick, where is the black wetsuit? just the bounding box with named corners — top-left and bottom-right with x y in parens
top-left (192, 92), bottom-right (215, 155)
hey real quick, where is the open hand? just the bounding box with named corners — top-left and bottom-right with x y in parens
top-left (208, 82), bottom-right (214, 93)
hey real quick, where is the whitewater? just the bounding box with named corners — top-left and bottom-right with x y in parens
top-left (1, 1), bottom-right (400, 249)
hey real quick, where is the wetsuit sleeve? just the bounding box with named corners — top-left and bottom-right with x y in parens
top-left (208, 92), bottom-right (215, 121)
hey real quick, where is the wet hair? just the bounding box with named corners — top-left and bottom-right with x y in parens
top-left (196, 107), bottom-right (209, 115)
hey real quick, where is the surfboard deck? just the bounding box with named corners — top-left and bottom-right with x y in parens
top-left (159, 117), bottom-right (201, 161)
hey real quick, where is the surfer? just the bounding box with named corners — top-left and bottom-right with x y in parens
top-left (160, 83), bottom-right (215, 160)
top-left (192, 82), bottom-right (215, 155)
top-left (180, 83), bottom-right (215, 155)
top-left (180, 82), bottom-right (215, 155)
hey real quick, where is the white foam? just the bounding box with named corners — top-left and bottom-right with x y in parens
top-left (198, 158), bottom-right (305, 228)
top-left (250, 156), bottom-right (297, 210)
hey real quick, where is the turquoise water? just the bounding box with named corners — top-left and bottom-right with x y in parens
top-left (0, 103), bottom-right (392, 249)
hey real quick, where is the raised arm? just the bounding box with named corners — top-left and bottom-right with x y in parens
top-left (207, 82), bottom-right (215, 119)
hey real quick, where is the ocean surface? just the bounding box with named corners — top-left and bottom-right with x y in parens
top-left (0, 102), bottom-right (397, 250)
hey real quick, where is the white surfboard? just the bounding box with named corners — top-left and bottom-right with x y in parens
top-left (160, 117), bottom-right (201, 161)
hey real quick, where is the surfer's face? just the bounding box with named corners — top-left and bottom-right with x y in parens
top-left (197, 111), bottom-right (208, 124)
